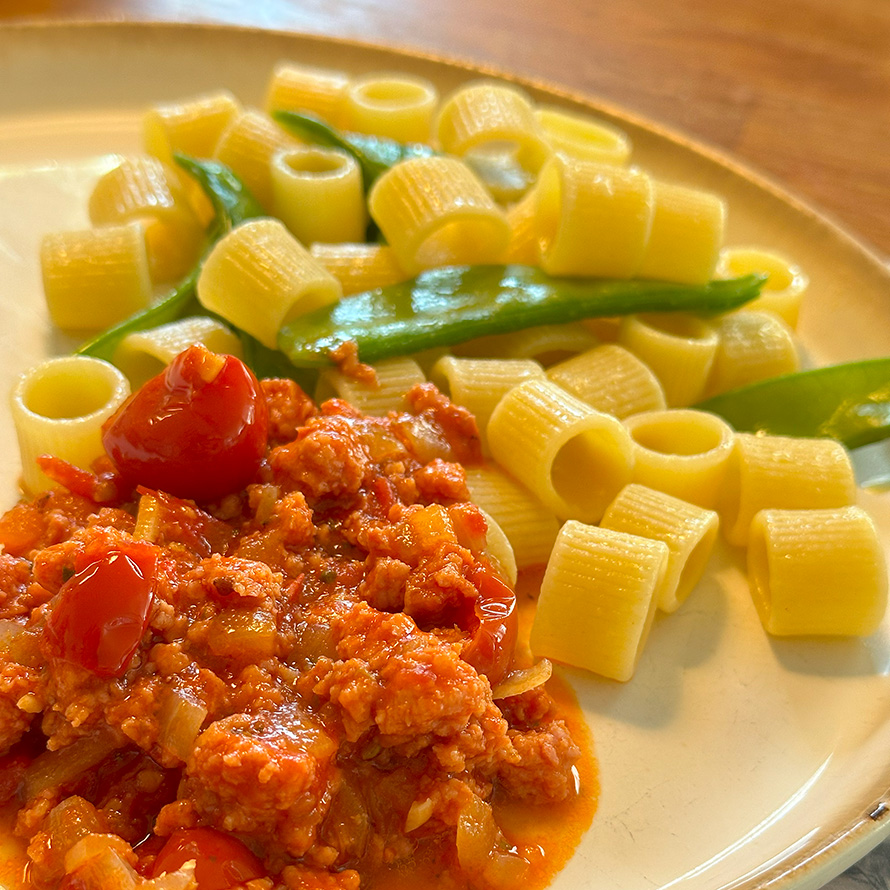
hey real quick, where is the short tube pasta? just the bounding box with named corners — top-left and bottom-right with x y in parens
top-left (452, 323), bottom-right (598, 367)
top-left (464, 464), bottom-right (561, 569)
top-left (715, 246), bottom-right (808, 328)
top-left (10, 356), bottom-right (131, 495)
top-left (530, 521), bottom-right (669, 682)
top-left (430, 356), bottom-right (545, 443)
top-left (536, 154), bottom-right (655, 278)
top-left (315, 357), bottom-right (426, 416)
top-left (271, 146), bottom-right (368, 245)
top-left (748, 506), bottom-right (887, 636)
top-left (213, 109), bottom-right (297, 210)
top-left (600, 483), bottom-right (719, 613)
top-left (143, 89), bottom-right (241, 166)
top-left (368, 155), bottom-right (510, 274)
top-left (264, 60), bottom-right (350, 123)
top-left (340, 73), bottom-right (438, 143)
top-left (718, 432), bottom-right (857, 547)
top-left (636, 179), bottom-right (726, 284)
top-left (547, 344), bottom-right (667, 419)
top-left (197, 218), bottom-right (342, 350)
top-left (435, 80), bottom-right (551, 172)
top-left (618, 313), bottom-right (719, 407)
top-left (88, 155), bottom-right (206, 283)
top-left (705, 310), bottom-right (800, 397)
top-left (41, 222), bottom-right (153, 331)
top-left (487, 379), bottom-right (634, 523)
top-left (534, 106), bottom-right (631, 166)
top-left (309, 242), bottom-right (409, 295)
top-left (113, 317), bottom-right (243, 387)
top-left (622, 408), bottom-right (735, 509)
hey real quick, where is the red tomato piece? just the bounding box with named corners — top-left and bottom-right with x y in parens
top-left (102, 345), bottom-right (269, 502)
top-left (151, 828), bottom-right (265, 889)
top-left (43, 544), bottom-right (157, 678)
top-left (462, 563), bottom-right (518, 687)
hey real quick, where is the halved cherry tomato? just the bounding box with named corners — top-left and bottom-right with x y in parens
top-left (102, 345), bottom-right (268, 503)
top-left (151, 828), bottom-right (265, 889)
top-left (462, 563), bottom-right (518, 687)
top-left (43, 544), bottom-right (157, 678)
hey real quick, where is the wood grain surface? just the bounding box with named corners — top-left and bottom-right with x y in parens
top-left (2, 0), bottom-right (888, 258)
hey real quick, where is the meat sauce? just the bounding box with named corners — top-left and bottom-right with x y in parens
top-left (0, 350), bottom-right (596, 890)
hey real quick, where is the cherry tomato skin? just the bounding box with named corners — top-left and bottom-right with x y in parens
top-left (151, 828), bottom-right (265, 889)
top-left (102, 345), bottom-right (269, 502)
top-left (43, 545), bottom-right (157, 678)
top-left (462, 563), bottom-right (518, 687)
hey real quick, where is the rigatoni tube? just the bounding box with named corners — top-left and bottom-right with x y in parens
top-left (197, 218), bottom-right (342, 350)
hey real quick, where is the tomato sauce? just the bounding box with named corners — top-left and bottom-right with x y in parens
top-left (0, 354), bottom-right (596, 890)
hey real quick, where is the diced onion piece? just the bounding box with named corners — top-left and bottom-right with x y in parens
top-left (492, 658), bottom-right (553, 699)
top-left (10, 356), bottom-right (131, 496)
top-left (22, 728), bottom-right (122, 800)
top-left (157, 687), bottom-right (209, 763)
top-left (197, 218), bottom-right (342, 349)
top-left (64, 836), bottom-right (139, 889)
top-left (405, 797), bottom-right (435, 832)
top-left (207, 609), bottom-right (278, 661)
top-left (46, 797), bottom-right (104, 861)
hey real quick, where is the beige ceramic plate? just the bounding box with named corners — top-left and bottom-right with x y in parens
top-left (1, 20), bottom-right (889, 890)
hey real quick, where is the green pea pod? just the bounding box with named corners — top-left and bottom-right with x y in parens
top-left (272, 109), bottom-right (435, 189)
top-left (279, 265), bottom-right (766, 368)
top-left (696, 357), bottom-right (890, 450)
top-left (76, 156), bottom-right (264, 363)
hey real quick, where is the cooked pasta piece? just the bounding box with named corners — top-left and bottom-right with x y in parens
top-left (715, 246), bottom-right (808, 328)
top-left (636, 179), bottom-right (726, 284)
top-left (309, 242), bottom-right (409, 295)
top-left (340, 72), bottom-right (438, 143)
top-left (315, 356), bottom-right (426, 416)
top-left (452, 323), bottom-right (598, 367)
top-left (705, 310), bottom-right (800, 397)
top-left (367, 155), bottom-right (510, 274)
top-left (143, 89), bottom-right (241, 166)
top-left (719, 432), bottom-right (857, 547)
top-left (748, 506), bottom-right (887, 636)
top-left (600, 483), bottom-right (719, 613)
top-left (530, 521), bottom-right (669, 681)
top-left (435, 80), bottom-right (550, 172)
top-left (10, 356), bottom-right (130, 495)
top-left (213, 109), bottom-right (297, 210)
top-left (41, 222), bottom-right (153, 331)
top-left (618, 313), bottom-right (719, 406)
top-left (271, 146), bottom-right (368, 245)
top-left (113, 317), bottom-right (243, 387)
top-left (547, 344), bottom-right (667, 419)
top-left (622, 409), bottom-right (735, 509)
top-left (464, 464), bottom-right (560, 569)
top-left (430, 356), bottom-right (545, 443)
top-left (536, 154), bottom-right (654, 278)
top-left (197, 218), bottom-right (342, 349)
top-left (487, 379), bottom-right (634, 523)
top-left (535, 105), bottom-right (631, 165)
top-left (88, 156), bottom-right (206, 283)
top-left (504, 187), bottom-right (540, 265)
top-left (264, 60), bottom-right (350, 123)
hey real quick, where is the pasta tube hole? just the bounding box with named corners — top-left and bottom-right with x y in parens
top-left (280, 150), bottom-right (350, 177)
top-left (635, 312), bottom-right (713, 341)
top-left (628, 414), bottom-right (727, 457)
top-left (550, 430), bottom-right (628, 520)
top-left (19, 359), bottom-right (127, 422)
top-left (354, 78), bottom-right (433, 108)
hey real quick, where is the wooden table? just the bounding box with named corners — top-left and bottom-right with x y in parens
top-left (1, 0), bottom-right (888, 260)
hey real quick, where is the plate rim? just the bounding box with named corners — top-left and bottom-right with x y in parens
top-left (1, 18), bottom-right (890, 890)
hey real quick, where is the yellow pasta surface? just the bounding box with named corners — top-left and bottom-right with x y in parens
top-left (748, 506), bottom-right (887, 636)
top-left (531, 521), bottom-right (669, 682)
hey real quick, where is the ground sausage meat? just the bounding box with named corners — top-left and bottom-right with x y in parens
top-left (0, 379), bottom-right (592, 890)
